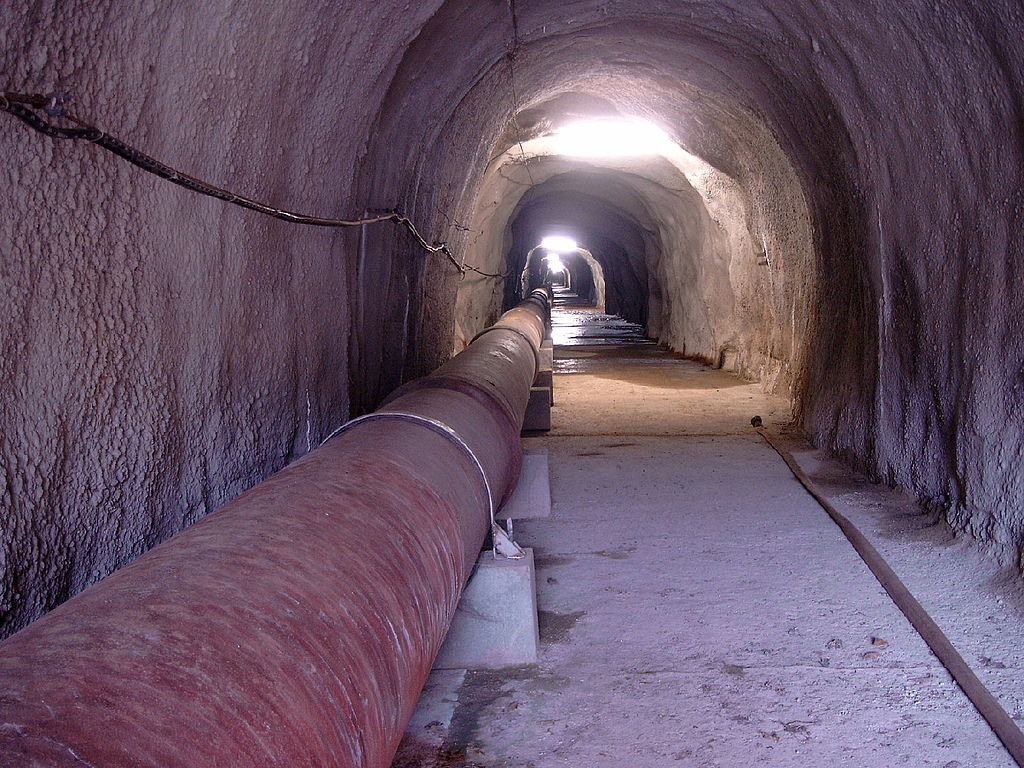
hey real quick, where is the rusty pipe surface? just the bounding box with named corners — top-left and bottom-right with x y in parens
top-left (0, 293), bottom-right (550, 767)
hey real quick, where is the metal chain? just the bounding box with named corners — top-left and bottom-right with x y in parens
top-left (0, 91), bottom-right (509, 280)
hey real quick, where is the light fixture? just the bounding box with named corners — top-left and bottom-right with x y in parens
top-left (550, 118), bottom-right (674, 158)
top-left (540, 235), bottom-right (577, 253)
top-left (543, 252), bottom-right (566, 273)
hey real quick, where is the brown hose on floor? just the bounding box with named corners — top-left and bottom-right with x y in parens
top-left (757, 428), bottom-right (1024, 767)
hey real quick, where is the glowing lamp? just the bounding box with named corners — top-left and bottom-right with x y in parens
top-left (540, 236), bottom-right (577, 253)
top-left (543, 253), bottom-right (566, 273)
top-left (551, 119), bottom-right (673, 158)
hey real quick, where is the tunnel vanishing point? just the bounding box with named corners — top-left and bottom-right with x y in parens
top-left (2, 1), bottom-right (1024, 766)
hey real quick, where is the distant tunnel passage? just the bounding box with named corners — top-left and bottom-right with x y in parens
top-left (520, 243), bottom-right (606, 311)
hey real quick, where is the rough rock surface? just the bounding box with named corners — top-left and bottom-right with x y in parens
top-left (3, 0), bottom-right (1023, 634)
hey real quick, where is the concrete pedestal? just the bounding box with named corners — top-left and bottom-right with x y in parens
top-left (522, 386), bottom-right (551, 431)
top-left (541, 339), bottom-right (554, 404)
top-left (433, 549), bottom-right (539, 669)
top-left (497, 449), bottom-right (551, 521)
top-left (540, 339), bottom-right (553, 370)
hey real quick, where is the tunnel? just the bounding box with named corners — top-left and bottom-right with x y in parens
top-left (2, 1), bottom-right (1024, 766)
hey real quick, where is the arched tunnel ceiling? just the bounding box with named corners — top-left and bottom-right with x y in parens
top-left (3, 0), bottom-right (1023, 636)
top-left (452, 91), bottom-right (813, 403)
top-left (284, 0), bottom-right (1024, 557)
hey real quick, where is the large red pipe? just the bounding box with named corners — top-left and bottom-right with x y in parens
top-left (0, 290), bottom-right (551, 767)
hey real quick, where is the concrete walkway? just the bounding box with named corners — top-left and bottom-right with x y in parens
top-left (394, 296), bottom-right (1022, 767)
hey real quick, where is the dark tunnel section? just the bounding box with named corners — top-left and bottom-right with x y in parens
top-left (501, 172), bottom-right (653, 329)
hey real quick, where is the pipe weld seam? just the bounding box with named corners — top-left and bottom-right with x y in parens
top-left (469, 325), bottom-right (541, 374)
top-left (321, 412), bottom-right (495, 523)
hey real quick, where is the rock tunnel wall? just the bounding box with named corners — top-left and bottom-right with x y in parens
top-left (0, 0), bottom-right (457, 636)
top-left (2, 0), bottom-right (1023, 636)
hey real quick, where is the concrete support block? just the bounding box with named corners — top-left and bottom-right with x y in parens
top-left (533, 368), bottom-right (554, 405)
top-left (540, 339), bottom-right (553, 371)
top-left (536, 338), bottom-right (554, 405)
top-left (433, 549), bottom-right (539, 670)
top-left (497, 449), bottom-right (551, 521)
top-left (522, 386), bottom-right (551, 432)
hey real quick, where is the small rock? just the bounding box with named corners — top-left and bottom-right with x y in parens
top-left (871, 636), bottom-right (888, 647)
top-left (825, 638), bottom-right (843, 650)
top-left (863, 651), bottom-right (881, 660)
top-left (979, 656), bottom-right (1007, 669)
top-left (784, 720), bottom-right (815, 736)
top-left (750, 415), bottom-right (763, 427)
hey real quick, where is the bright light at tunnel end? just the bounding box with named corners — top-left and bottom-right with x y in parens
top-left (551, 118), bottom-right (675, 158)
top-left (543, 252), bottom-right (566, 273)
top-left (540, 235), bottom-right (578, 253)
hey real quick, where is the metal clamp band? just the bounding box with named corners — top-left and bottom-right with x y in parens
top-left (321, 412), bottom-right (524, 559)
